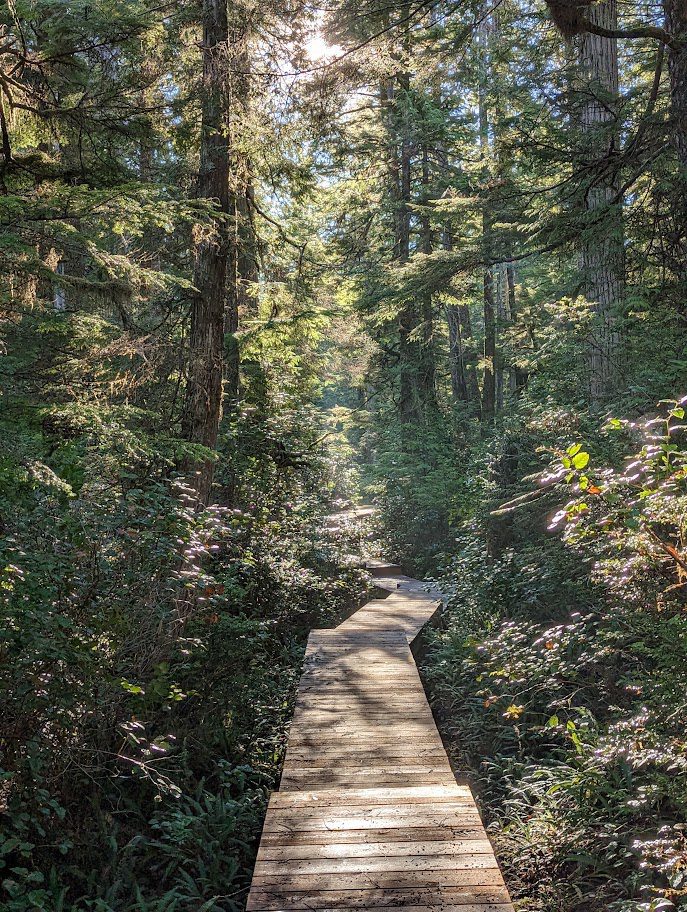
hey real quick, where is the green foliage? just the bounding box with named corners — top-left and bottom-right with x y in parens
top-left (361, 415), bottom-right (470, 572)
top-left (422, 400), bottom-right (687, 911)
top-left (4, 0), bottom-right (687, 909)
top-left (0, 3), bottom-right (367, 896)
top-left (0, 433), bottom-right (365, 909)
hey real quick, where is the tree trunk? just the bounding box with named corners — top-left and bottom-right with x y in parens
top-left (446, 304), bottom-right (469, 403)
top-left (226, 10), bottom-right (258, 406)
top-left (482, 257), bottom-right (496, 425)
top-left (665, 0), bottom-right (687, 169)
top-left (396, 69), bottom-right (420, 424)
top-left (443, 239), bottom-right (480, 410)
top-left (496, 265), bottom-right (508, 411)
top-left (381, 78), bottom-right (401, 257)
top-left (418, 144), bottom-right (436, 410)
top-left (181, 0), bottom-right (230, 505)
top-left (460, 304), bottom-right (482, 407)
top-left (381, 70), bottom-right (420, 423)
top-left (506, 262), bottom-right (528, 395)
top-left (663, 0), bottom-right (687, 284)
top-left (478, 20), bottom-right (496, 427)
top-left (439, 147), bottom-right (480, 414)
top-left (578, 0), bottom-right (624, 401)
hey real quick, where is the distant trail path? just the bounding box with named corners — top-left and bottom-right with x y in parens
top-left (246, 507), bottom-right (514, 912)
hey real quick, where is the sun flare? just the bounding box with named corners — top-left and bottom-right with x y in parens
top-left (305, 34), bottom-right (340, 62)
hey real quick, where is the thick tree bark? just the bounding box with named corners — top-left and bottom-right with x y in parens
top-left (380, 71), bottom-right (419, 423)
top-left (578, 0), bottom-right (624, 400)
top-left (181, 0), bottom-right (230, 504)
top-left (663, 0), bottom-right (687, 282)
top-left (665, 0), bottom-right (687, 167)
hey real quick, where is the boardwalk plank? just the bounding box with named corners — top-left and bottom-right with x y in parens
top-left (247, 889), bottom-right (509, 911)
top-left (259, 826), bottom-right (491, 846)
top-left (263, 814), bottom-right (484, 834)
top-left (269, 785), bottom-right (471, 805)
top-left (249, 900), bottom-right (510, 912)
top-left (257, 839), bottom-right (493, 860)
top-left (279, 771), bottom-right (456, 789)
top-left (263, 803), bottom-right (482, 825)
top-left (246, 551), bottom-right (514, 912)
top-left (255, 855), bottom-right (499, 876)
top-left (281, 758), bottom-right (452, 771)
top-left (250, 870), bottom-right (507, 890)
top-left (265, 797), bottom-right (478, 816)
top-left (250, 902), bottom-right (510, 912)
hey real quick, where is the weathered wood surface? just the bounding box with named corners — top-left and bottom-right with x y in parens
top-left (246, 539), bottom-right (514, 912)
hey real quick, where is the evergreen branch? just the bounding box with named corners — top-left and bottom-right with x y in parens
top-left (579, 18), bottom-right (681, 51)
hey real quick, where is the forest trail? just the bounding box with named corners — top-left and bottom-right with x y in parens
top-left (246, 523), bottom-right (515, 911)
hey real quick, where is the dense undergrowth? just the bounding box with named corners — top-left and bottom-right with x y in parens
top-left (0, 406), bottom-right (368, 911)
top-left (388, 403), bottom-right (687, 912)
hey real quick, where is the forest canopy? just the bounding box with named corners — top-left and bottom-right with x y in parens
top-left (1, 0), bottom-right (687, 910)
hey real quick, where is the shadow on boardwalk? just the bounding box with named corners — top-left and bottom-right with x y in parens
top-left (246, 508), bottom-right (515, 912)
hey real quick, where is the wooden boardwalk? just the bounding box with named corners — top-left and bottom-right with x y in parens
top-left (247, 558), bottom-right (514, 912)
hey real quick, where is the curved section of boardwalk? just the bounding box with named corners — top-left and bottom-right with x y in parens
top-left (247, 561), bottom-right (514, 912)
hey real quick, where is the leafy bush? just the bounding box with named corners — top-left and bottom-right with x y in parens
top-left (423, 399), bottom-right (687, 912)
top-left (0, 400), bottom-right (366, 910)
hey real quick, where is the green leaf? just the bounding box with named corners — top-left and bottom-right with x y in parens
top-left (572, 452), bottom-right (589, 469)
top-left (119, 679), bottom-right (145, 695)
top-left (0, 839), bottom-right (20, 856)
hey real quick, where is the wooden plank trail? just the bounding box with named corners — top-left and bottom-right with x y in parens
top-left (247, 544), bottom-right (514, 912)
